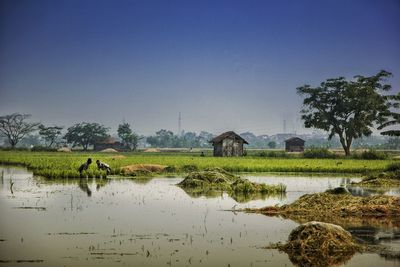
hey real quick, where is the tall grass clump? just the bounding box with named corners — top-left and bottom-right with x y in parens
top-left (258, 151), bottom-right (290, 158)
top-left (386, 162), bottom-right (400, 172)
top-left (352, 149), bottom-right (387, 160)
top-left (303, 148), bottom-right (336, 159)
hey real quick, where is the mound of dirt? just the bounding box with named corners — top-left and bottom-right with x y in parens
top-left (57, 147), bottom-right (71, 152)
top-left (271, 221), bottom-right (360, 267)
top-left (251, 188), bottom-right (400, 217)
top-left (143, 148), bottom-right (161, 153)
top-left (121, 164), bottom-right (168, 176)
top-left (100, 148), bottom-right (119, 153)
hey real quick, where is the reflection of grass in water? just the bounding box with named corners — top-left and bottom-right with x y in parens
top-left (230, 191), bottom-right (286, 203)
top-left (274, 213), bottom-right (400, 231)
top-left (179, 187), bottom-right (286, 203)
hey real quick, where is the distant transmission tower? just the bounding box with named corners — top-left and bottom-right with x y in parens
top-left (283, 119), bottom-right (287, 133)
top-left (178, 112), bottom-right (182, 136)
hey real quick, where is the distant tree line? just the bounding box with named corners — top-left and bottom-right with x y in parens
top-left (0, 69), bottom-right (399, 153)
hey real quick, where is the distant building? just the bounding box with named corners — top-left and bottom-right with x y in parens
top-left (94, 136), bottom-right (126, 151)
top-left (285, 137), bottom-right (305, 152)
top-left (210, 131), bottom-right (249, 157)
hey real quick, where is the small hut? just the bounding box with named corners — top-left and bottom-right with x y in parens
top-left (285, 137), bottom-right (305, 152)
top-left (94, 137), bottom-right (126, 151)
top-left (210, 131), bottom-right (248, 157)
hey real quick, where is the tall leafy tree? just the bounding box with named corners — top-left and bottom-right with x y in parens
top-left (38, 124), bottom-right (63, 147)
top-left (64, 122), bottom-right (109, 150)
top-left (378, 92), bottom-right (400, 137)
top-left (297, 70), bottom-right (393, 156)
top-left (0, 113), bottom-right (40, 148)
top-left (117, 122), bottom-right (139, 151)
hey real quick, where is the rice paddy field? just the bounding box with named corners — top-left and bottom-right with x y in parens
top-left (0, 151), bottom-right (395, 179)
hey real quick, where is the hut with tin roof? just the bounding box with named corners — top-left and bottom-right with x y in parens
top-left (210, 131), bottom-right (248, 157)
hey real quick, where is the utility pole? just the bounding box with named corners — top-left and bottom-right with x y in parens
top-left (283, 119), bottom-right (287, 133)
top-left (178, 112), bottom-right (182, 136)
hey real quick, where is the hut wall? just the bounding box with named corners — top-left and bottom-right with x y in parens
top-left (222, 138), bottom-right (243, 157)
top-left (213, 143), bottom-right (223, 157)
top-left (285, 140), bottom-right (305, 152)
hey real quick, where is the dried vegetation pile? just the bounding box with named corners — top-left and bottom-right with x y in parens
top-left (269, 221), bottom-right (361, 267)
top-left (178, 168), bottom-right (286, 195)
top-left (252, 188), bottom-right (400, 217)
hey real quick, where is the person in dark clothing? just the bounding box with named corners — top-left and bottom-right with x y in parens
top-left (96, 160), bottom-right (111, 174)
top-left (78, 158), bottom-right (92, 175)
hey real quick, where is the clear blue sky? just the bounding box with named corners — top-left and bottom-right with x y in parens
top-left (1, 0), bottom-right (399, 135)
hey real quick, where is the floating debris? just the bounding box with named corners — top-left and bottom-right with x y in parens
top-left (13, 207), bottom-right (46, 211)
top-left (46, 232), bottom-right (97, 235)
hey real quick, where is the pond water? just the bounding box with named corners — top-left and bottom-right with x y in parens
top-left (0, 166), bottom-right (399, 266)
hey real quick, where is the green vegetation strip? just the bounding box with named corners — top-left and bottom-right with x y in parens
top-left (0, 151), bottom-right (393, 179)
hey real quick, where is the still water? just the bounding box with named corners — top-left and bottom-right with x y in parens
top-left (0, 166), bottom-right (399, 266)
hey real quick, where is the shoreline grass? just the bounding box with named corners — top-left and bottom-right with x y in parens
top-left (0, 151), bottom-right (393, 179)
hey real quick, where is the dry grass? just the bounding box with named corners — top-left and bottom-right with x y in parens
top-left (100, 148), bottom-right (119, 153)
top-left (267, 221), bottom-right (361, 267)
top-left (121, 164), bottom-right (168, 176)
top-left (248, 189), bottom-right (400, 217)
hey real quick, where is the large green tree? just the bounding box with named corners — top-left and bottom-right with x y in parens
top-left (38, 124), bottom-right (63, 147)
top-left (297, 70), bottom-right (393, 156)
top-left (117, 122), bottom-right (139, 151)
top-left (378, 92), bottom-right (400, 137)
top-left (0, 113), bottom-right (40, 148)
top-left (64, 122), bottom-right (109, 150)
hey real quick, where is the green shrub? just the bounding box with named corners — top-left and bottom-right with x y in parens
top-left (386, 162), bottom-right (400, 172)
top-left (181, 164), bottom-right (199, 172)
top-left (353, 150), bottom-right (387, 160)
top-left (303, 148), bottom-right (336, 159)
top-left (258, 151), bottom-right (289, 158)
top-left (31, 146), bottom-right (57, 152)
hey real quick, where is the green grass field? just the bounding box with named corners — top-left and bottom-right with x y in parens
top-left (0, 151), bottom-right (394, 179)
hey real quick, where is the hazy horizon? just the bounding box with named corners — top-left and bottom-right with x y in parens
top-left (1, 0), bottom-right (399, 136)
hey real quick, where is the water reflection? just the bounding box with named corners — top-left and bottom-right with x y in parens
top-left (0, 166), bottom-right (399, 267)
top-left (178, 186), bottom-right (286, 203)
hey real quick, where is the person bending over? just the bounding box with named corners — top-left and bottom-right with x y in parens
top-left (96, 160), bottom-right (111, 174)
